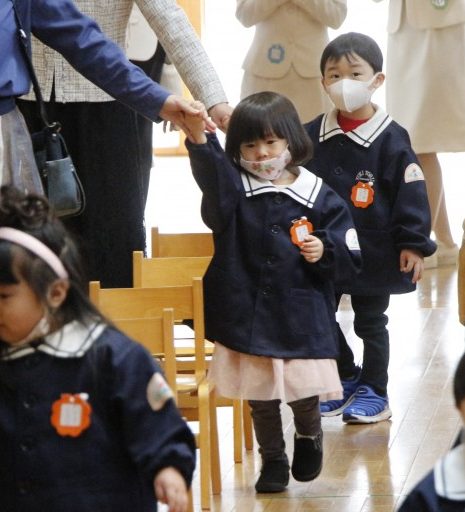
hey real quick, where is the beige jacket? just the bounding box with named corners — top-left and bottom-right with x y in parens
top-left (236, 0), bottom-right (347, 79)
top-left (24, 0), bottom-right (227, 109)
top-left (383, 0), bottom-right (465, 32)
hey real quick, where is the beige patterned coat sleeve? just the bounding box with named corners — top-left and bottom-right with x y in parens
top-left (25, 0), bottom-right (227, 110)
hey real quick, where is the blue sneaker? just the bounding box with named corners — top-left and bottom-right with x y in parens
top-left (320, 370), bottom-right (361, 417)
top-left (342, 385), bottom-right (392, 424)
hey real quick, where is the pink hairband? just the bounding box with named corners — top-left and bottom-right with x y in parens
top-left (0, 227), bottom-right (69, 280)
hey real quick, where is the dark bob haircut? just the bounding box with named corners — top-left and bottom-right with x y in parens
top-left (320, 32), bottom-right (383, 75)
top-left (225, 91), bottom-right (313, 167)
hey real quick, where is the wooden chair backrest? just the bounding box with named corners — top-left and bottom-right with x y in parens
top-left (151, 226), bottom-right (214, 257)
top-left (133, 251), bottom-right (211, 287)
top-left (114, 310), bottom-right (178, 395)
top-left (89, 279), bottom-right (207, 378)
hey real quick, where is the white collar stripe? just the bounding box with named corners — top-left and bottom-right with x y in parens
top-left (241, 168), bottom-right (322, 208)
top-left (319, 106), bottom-right (392, 147)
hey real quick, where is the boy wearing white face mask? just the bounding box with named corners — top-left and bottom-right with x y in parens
top-left (304, 32), bottom-right (436, 424)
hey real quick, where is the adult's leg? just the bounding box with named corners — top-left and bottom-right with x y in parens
top-left (19, 99), bottom-right (147, 288)
top-left (418, 152), bottom-right (455, 248)
top-left (352, 294), bottom-right (390, 396)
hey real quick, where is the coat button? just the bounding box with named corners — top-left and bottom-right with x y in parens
top-left (334, 166), bottom-right (343, 175)
top-left (266, 255), bottom-right (276, 265)
top-left (271, 224), bottom-right (280, 234)
top-left (22, 394), bottom-right (37, 409)
top-left (262, 286), bottom-right (272, 296)
top-left (273, 194), bottom-right (283, 204)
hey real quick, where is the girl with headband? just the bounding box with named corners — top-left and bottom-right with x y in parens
top-left (0, 185), bottom-right (195, 512)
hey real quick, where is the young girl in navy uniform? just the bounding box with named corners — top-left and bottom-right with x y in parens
top-left (304, 32), bottom-right (437, 424)
top-left (0, 186), bottom-right (195, 512)
top-left (182, 92), bottom-right (361, 493)
top-left (398, 350), bottom-right (465, 511)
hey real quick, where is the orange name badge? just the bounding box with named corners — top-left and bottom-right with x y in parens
top-left (290, 217), bottom-right (314, 246)
top-left (51, 393), bottom-right (92, 437)
top-left (351, 181), bottom-right (374, 208)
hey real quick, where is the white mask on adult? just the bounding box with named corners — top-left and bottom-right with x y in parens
top-left (326, 74), bottom-right (380, 113)
top-left (240, 147), bottom-right (292, 181)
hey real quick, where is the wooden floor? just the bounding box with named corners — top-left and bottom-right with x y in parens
top-left (187, 263), bottom-right (464, 511)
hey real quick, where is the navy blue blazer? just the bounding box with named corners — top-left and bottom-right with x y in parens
top-left (398, 471), bottom-right (465, 512)
top-left (186, 134), bottom-right (361, 359)
top-left (0, 324), bottom-right (195, 512)
top-left (304, 107), bottom-right (437, 296)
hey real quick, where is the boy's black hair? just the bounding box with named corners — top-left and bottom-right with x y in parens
top-left (225, 91), bottom-right (313, 167)
top-left (0, 186), bottom-right (104, 331)
top-left (454, 351), bottom-right (465, 407)
top-left (320, 32), bottom-right (383, 75)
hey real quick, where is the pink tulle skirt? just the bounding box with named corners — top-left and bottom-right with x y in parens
top-left (208, 342), bottom-right (343, 403)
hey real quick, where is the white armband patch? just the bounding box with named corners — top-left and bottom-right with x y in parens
top-left (404, 163), bottom-right (424, 183)
top-left (147, 373), bottom-right (174, 411)
top-left (346, 228), bottom-right (360, 251)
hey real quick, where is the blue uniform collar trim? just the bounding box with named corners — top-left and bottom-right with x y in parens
top-left (241, 166), bottom-right (323, 208)
top-left (0, 321), bottom-right (106, 360)
top-left (319, 105), bottom-right (392, 147)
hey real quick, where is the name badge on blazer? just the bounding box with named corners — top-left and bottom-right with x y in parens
top-left (267, 44), bottom-right (285, 64)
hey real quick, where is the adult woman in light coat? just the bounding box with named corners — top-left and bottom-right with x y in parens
top-left (378, 0), bottom-right (465, 266)
top-left (236, 0), bottom-right (347, 123)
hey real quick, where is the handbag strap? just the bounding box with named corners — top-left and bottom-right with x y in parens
top-left (10, 0), bottom-right (54, 129)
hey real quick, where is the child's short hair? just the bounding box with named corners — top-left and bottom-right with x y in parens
top-left (320, 32), bottom-right (383, 75)
top-left (225, 91), bottom-right (313, 167)
top-left (454, 351), bottom-right (465, 407)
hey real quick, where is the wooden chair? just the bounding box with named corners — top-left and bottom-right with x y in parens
top-left (133, 250), bottom-right (254, 463)
top-left (151, 226), bottom-right (214, 257)
top-left (89, 280), bottom-right (220, 510)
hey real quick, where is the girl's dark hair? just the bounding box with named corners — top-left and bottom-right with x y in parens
top-left (225, 91), bottom-right (313, 167)
top-left (0, 185), bottom-right (103, 328)
top-left (454, 351), bottom-right (465, 407)
top-left (320, 32), bottom-right (383, 75)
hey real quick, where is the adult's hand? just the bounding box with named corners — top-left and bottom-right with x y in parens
top-left (208, 102), bottom-right (233, 132)
top-left (159, 95), bottom-right (216, 142)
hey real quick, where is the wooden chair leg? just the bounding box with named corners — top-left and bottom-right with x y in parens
top-left (197, 382), bottom-right (211, 510)
top-left (209, 391), bottom-right (222, 495)
top-left (233, 399), bottom-right (243, 463)
top-left (243, 400), bottom-right (254, 451)
top-left (187, 488), bottom-right (194, 512)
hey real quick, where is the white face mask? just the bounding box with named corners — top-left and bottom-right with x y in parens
top-left (326, 74), bottom-right (379, 113)
top-left (240, 147), bottom-right (292, 181)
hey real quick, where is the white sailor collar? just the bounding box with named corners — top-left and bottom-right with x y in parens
top-left (319, 105), bottom-right (392, 148)
top-left (434, 443), bottom-right (465, 500)
top-left (241, 166), bottom-right (323, 208)
top-left (0, 320), bottom-right (106, 361)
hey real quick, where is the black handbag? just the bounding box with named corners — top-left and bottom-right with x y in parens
top-left (12, 1), bottom-right (86, 217)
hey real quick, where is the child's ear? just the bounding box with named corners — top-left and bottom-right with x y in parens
top-left (321, 77), bottom-right (329, 92)
top-left (46, 279), bottom-right (70, 309)
top-left (372, 72), bottom-right (386, 90)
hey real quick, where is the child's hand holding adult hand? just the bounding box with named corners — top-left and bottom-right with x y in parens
top-left (154, 467), bottom-right (189, 512)
top-left (159, 96), bottom-right (215, 142)
top-left (300, 235), bottom-right (324, 263)
top-left (400, 248), bottom-right (424, 283)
